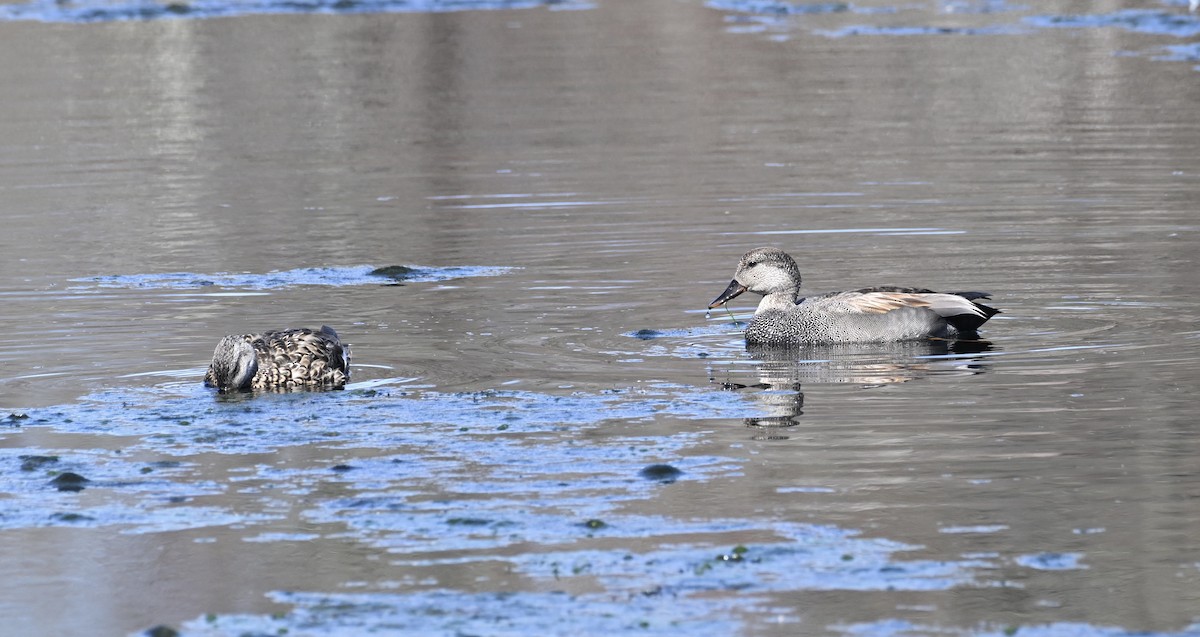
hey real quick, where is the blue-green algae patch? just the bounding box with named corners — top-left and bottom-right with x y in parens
top-left (4, 382), bottom-right (1107, 637)
top-left (70, 264), bottom-right (515, 291)
top-left (0, 447), bottom-right (259, 533)
top-left (623, 324), bottom-right (743, 341)
top-left (156, 525), bottom-right (992, 635)
top-left (15, 383), bottom-right (756, 455)
top-left (1025, 10), bottom-right (1200, 38)
top-left (1014, 552), bottom-right (1088, 571)
top-left (167, 595), bottom-right (1200, 637)
top-left (1158, 42), bottom-right (1200, 67)
top-left (0, 0), bottom-right (591, 23)
top-left (706, 0), bottom-right (853, 16)
top-left (511, 532), bottom-right (988, 594)
top-left (705, 0), bottom-right (1200, 73)
top-left (3, 382), bottom-right (751, 537)
top-left (175, 589), bottom-right (746, 636)
top-left (834, 620), bottom-right (1200, 637)
top-left (291, 452), bottom-right (740, 554)
top-left (818, 24), bottom-right (1022, 36)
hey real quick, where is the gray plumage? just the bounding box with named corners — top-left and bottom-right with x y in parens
top-left (205, 326), bottom-right (350, 392)
top-left (709, 247), bottom-right (999, 345)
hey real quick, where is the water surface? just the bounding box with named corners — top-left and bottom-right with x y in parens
top-left (1, 0), bottom-right (1199, 635)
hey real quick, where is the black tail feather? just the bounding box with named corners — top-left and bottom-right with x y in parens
top-left (945, 300), bottom-right (1001, 333)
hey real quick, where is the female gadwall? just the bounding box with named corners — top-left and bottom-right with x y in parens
top-left (205, 325), bottom-right (350, 392)
top-left (709, 247), bottom-right (999, 345)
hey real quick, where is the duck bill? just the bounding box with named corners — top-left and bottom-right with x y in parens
top-left (709, 280), bottom-right (748, 308)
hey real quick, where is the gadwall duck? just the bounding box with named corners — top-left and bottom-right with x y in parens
top-left (205, 325), bottom-right (350, 392)
top-left (709, 247), bottom-right (999, 345)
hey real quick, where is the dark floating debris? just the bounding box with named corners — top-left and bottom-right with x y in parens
top-left (49, 472), bottom-right (91, 492)
top-left (50, 512), bottom-right (96, 523)
top-left (368, 265), bottom-right (417, 281)
top-left (446, 517), bottom-right (492, 527)
top-left (632, 329), bottom-right (663, 340)
top-left (582, 519), bottom-right (609, 530)
top-left (330, 464), bottom-right (355, 472)
top-left (639, 464), bottom-right (683, 484)
top-left (143, 626), bottom-right (181, 637)
top-left (19, 455), bottom-right (60, 472)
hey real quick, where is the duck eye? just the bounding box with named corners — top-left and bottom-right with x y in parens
top-left (746, 261), bottom-right (759, 268)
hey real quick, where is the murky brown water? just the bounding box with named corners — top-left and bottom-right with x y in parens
top-left (2, 0), bottom-right (1200, 635)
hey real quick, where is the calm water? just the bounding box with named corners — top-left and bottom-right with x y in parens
top-left (1, 0), bottom-right (1199, 635)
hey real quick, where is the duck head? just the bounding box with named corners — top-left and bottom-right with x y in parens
top-left (208, 335), bottom-right (259, 392)
top-left (709, 247), bottom-right (803, 309)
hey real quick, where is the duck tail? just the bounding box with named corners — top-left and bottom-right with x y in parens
top-left (945, 299), bottom-right (1000, 333)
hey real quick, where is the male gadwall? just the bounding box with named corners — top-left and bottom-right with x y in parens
top-left (205, 325), bottom-right (350, 392)
top-left (709, 247), bottom-right (999, 345)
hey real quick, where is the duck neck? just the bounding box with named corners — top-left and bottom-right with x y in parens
top-left (755, 292), bottom-right (799, 315)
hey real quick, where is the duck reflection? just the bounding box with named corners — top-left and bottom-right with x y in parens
top-left (714, 339), bottom-right (994, 436)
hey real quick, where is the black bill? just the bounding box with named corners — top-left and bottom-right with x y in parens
top-left (708, 280), bottom-right (748, 309)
